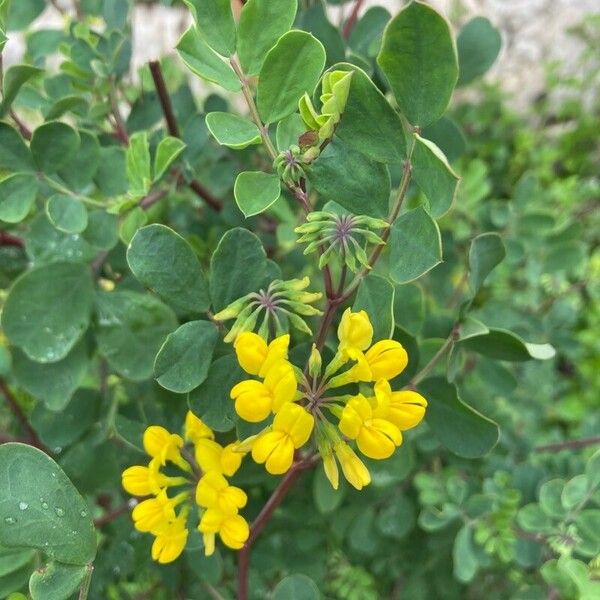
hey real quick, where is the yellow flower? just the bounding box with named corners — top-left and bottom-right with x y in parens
top-left (234, 332), bottom-right (289, 376)
top-left (362, 340), bottom-right (408, 381)
top-left (151, 511), bottom-right (189, 564)
top-left (196, 472), bottom-right (247, 515)
top-left (132, 490), bottom-right (188, 533)
top-left (251, 403), bottom-right (314, 474)
top-left (338, 394), bottom-right (402, 459)
top-left (322, 452), bottom-right (339, 490)
top-left (337, 308), bottom-right (373, 360)
top-left (230, 359), bottom-right (296, 422)
top-left (198, 509), bottom-right (250, 555)
top-left (143, 425), bottom-right (189, 471)
top-left (195, 439), bottom-right (244, 477)
top-left (334, 441), bottom-right (371, 490)
top-left (121, 458), bottom-right (187, 497)
top-left (372, 379), bottom-right (427, 430)
top-left (184, 411), bottom-right (214, 444)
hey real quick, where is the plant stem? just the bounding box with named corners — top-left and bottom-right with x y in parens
top-left (408, 326), bottom-right (458, 387)
top-left (108, 82), bottom-right (129, 144)
top-left (342, 0), bottom-right (365, 39)
top-left (230, 57), bottom-right (278, 160)
top-left (237, 455), bottom-right (315, 600)
top-left (148, 60), bottom-right (223, 211)
top-left (0, 379), bottom-right (48, 452)
top-left (78, 565), bottom-right (94, 600)
top-left (139, 188), bottom-right (168, 210)
top-left (534, 437), bottom-right (600, 453)
top-left (0, 231), bottom-right (24, 248)
top-left (93, 500), bottom-right (136, 527)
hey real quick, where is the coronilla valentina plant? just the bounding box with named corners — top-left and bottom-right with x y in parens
top-left (1, 0), bottom-right (588, 599)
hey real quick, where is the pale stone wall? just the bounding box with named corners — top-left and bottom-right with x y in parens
top-left (3, 0), bottom-right (599, 110)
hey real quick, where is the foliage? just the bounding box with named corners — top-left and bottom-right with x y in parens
top-left (0, 1), bottom-right (598, 599)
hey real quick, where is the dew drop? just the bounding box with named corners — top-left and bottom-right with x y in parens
top-left (80, 510), bottom-right (87, 518)
top-left (4, 517), bottom-right (16, 524)
top-left (55, 507), bottom-right (65, 517)
top-left (40, 499), bottom-right (49, 510)
top-left (18, 502), bottom-right (28, 511)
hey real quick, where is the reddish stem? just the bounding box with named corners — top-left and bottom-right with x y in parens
top-left (0, 231), bottom-right (24, 248)
top-left (535, 437), bottom-right (600, 453)
top-left (342, 0), bottom-right (365, 39)
top-left (93, 500), bottom-right (135, 527)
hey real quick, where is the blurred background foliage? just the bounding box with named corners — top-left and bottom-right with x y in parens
top-left (0, 1), bottom-right (598, 599)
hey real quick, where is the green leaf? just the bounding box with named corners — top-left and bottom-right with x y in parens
top-left (586, 450), bottom-right (600, 488)
top-left (153, 136), bottom-right (186, 182)
top-left (0, 64), bottom-right (43, 117)
top-left (94, 146), bottom-right (127, 197)
top-left (0, 545), bottom-right (34, 579)
top-left (95, 291), bottom-right (178, 381)
top-left (83, 210), bottom-right (118, 251)
top-left (237, 0), bottom-right (298, 76)
top-left (453, 526), bottom-right (479, 583)
top-left (127, 224), bottom-right (210, 314)
top-left (189, 354), bottom-right (244, 432)
top-left (12, 341), bottom-right (88, 411)
top-left (59, 131), bottom-right (100, 192)
top-left (334, 63), bottom-right (407, 163)
top-left (461, 328), bottom-right (556, 362)
top-left (119, 207), bottom-right (147, 245)
top-left (313, 468), bottom-right (346, 514)
top-left (276, 113), bottom-right (306, 151)
top-left (29, 562), bottom-right (89, 600)
top-left (185, 0), bottom-right (236, 57)
top-left (296, 1), bottom-right (345, 68)
top-left (0, 123), bottom-right (35, 172)
top-left (126, 131), bottom-right (151, 196)
top-left (2, 262), bottom-right (93, 363)
top-left (393, 283), bottom-right (424, 337)
top-left (7, 0), bottom-right (44, 30)
top-left (272, 574), bottom-right (320, 600)
top-left (205, 112), bottom-right (261, 149)
top-left (234, 171), bottom-right (281, 218)
top-left (457, 17), bottom-right (502, 86)
top-left (518, 504), bottom-right (555, 534)
top-left (257, 30), bottom-right (326, 123)
top-left (44, 96), bottom-right (88, 121)
top-left (539, 479), bottom-right (567, 519)
top-left (0, 173), bottom-right (38, 223)
top-left (348, 6), bottom-right (391, 58)
top-left (154, 320), bottom-right (219, 394)
top-left (376, 495), bottom-right (415, 540)
top-left (419, 377), bottom-right (499, 458)
top-left (30, 389), bottom-right (100, 449)
top-left (209, 227), bottom-right (268, 311)
top-left (562, 475), bottom-right (589, 511)
top-left (176, 26), bottom-right (240, 92)
top-left (457, 317), bottom-right (489, 341)
top-left (0, 443), bottom-right (96, 565)
top-left (422, 116), bottom-right (466, 163)
top-left (389, 207), bottom-right (442, 283)
top-left (377, 1), bottom-right (458, 126)
top-left (353, 273), bottom-right (395, 340)
top-left (46, 195), bottom-right (88, 234)
top-left (309, 137), bottom-right (390, 217)
top-left (412, 134), bottom-right (459, 218)
top-left (30, 122), bottom-right (79, 174)
top-left (468, 232), bottom-right (506, 293)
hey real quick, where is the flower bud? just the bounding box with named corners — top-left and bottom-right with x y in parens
top-left (308, 344), bottom-right (322, 378)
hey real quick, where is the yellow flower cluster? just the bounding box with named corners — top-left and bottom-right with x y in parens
top-left (231, 332), bottom-right (315, 474)
top-left (121, 411), bottom-right (249, 563)
top-left (230, 309), bottom-right (427, 491)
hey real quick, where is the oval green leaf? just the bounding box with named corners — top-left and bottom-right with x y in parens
top-left (127, 224), bottom-right (210, 314)
top-left (46, 195), bottom-right (88, 234)
top-left (468, 232), bottom-right (506, 293)
top-left (353, 273), bottom-right (395, 340)
top-left (29, 562), bottom-right (89, 600)
top-left (185, 0), bottom-right (236, 57)
top-left (0, 173), bottom-right (38, 223)
top-left (0, 443), bottom-right (96, 565)
top-left (234, 171), bottom-right (281, 218)
top-left (30, 121), bottom-right (79, 174)
top-left (206, 112), bottom-right (262, 149)
top-left (419, 377), bottom-right (499, 458)
top-left (389, 206), bottom-right (442, 283)
top-left (0, 123), bottom-right (35, 172)
top-left (273, 574), bottom-right (320, 600)
top-left (154, 320), bottom-right (219, 393)
top-left (377, 1), bottom-right (458, 126)
top-left (457, 17), bottom-right (502, 86)
top-left (2, 262), bottom-right (94, 363)
top-left (257, 30), bottom-right (326, 124)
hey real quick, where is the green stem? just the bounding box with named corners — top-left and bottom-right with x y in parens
top-left (42, 175), bottom-right (105, 207)
top-left (78, 565), bottom-right (94, 600)
top-left (408, 326), bottom-right (458, 387)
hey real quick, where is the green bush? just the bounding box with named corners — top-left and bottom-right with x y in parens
top-left (0, 1), bottom-right (598, 599)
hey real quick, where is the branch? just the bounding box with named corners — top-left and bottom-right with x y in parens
top-left (139, 188), bottom-right (169, 210)
top-left (9, 110), bottom-right (32, 140)
top-left (0, 379), bottom-right (48, 452)
top-left (535, 437), bottom-right (600, 453)
top-left (148, 60), bottom-right (222, 211)
top-left (0, 231), bottom-right (25, 248)
top-left (237, 455), bottom-right (316, 600)
top-left (93, 499), bottom-right (137, 527)
top-left (342, 0), bottom-right (365, 39)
